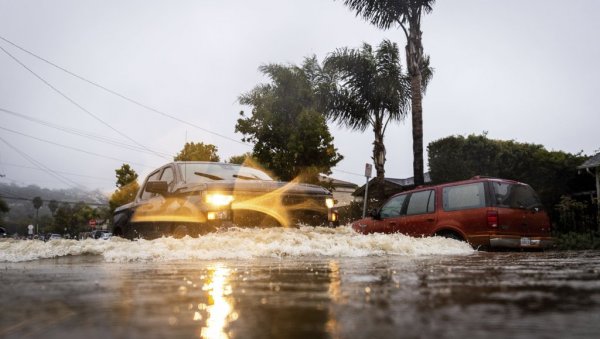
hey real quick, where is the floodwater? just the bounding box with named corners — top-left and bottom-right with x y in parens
top-left (1, 226), bottom-right (599, 339)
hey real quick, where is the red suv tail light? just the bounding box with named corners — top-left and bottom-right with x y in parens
top-left (487, 210), bottom-right (498, 228)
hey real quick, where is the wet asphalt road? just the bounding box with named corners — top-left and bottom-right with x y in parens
top-left (1, 251), bottom-right (600, 339)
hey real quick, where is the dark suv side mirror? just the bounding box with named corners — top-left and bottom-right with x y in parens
top-left (145, 181), bottom-right (169, 196)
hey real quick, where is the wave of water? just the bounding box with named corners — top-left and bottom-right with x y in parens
top-left (0, 225), bottom-right (474, 263)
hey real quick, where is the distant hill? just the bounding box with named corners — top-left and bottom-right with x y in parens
top-left (0, 183), bottom-right (109, 232)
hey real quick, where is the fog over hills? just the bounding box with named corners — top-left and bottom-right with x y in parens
top-left (0, 182), bottom-right (108, 228)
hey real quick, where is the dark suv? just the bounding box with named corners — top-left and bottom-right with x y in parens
top-left (113, 162), bottom-right (338, 239)
top-left (352, 177), bottom-right (553, 249)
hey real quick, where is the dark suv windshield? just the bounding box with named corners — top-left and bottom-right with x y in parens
top-left (179, 163), bottom-right (273, 183)
top-left (492, 181), bottom-right (542, 209)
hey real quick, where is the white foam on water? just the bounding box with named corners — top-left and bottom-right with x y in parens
top-left (0, 225), bottom-right (474, 263)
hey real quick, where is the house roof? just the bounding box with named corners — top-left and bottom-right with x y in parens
top-left (384, 172), bottom-right (432, 187)
top-left (578, 152), bottom-right (600, 169)
top-left (319, 175), bottom-right (358, 189)
top-left (353, 172), bottom-right (431, 197)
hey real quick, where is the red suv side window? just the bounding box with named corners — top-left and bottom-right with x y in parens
top-left (442, 182), bottom-right (486, 211)
top-left (380, 194), bottom-right (407, 218)
top-left (406, 190), bottom-right (435, 215)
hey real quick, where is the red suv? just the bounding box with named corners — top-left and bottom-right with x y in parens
top-left (352, 177), bottom-right (553, 249)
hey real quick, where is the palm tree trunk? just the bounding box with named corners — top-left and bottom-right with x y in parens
top-left (373, 118), bottom-right (386, 201)
top-left (406, 17), bottom-right (425, 186)
top-left (410, 74), bottom-right (424, 186)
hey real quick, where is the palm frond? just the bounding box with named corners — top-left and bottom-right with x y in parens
top-left (322, 40), bottom-right (410, 131)
top-left (419, 54), bottom-right (434, 94)
top-left (341, 0), bottom-right (435, 28)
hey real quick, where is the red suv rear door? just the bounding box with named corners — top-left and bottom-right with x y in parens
top-left (439, 182), bottom-right (489, 243)
top-left (490, 181), bottom-right (546, 238)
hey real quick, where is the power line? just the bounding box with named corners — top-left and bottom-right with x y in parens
top-left (0, 194), bottom-right (108, 207)
top-left (328, 165), bottom-right (366, 178)
top-left (1, 175), bottom-right (110, 189)
top-left (0, 161), bottom-right (113, 183)
top-left (0, 126), bottom-right (154, 169)
top-left (0, 43), bottom-right (169, 160)
top-left (331, 168), bottom-right (365, 177)
top-left (0, 35), bottom-right (251, 148)
top-left (0, 107), bottom-right (172, 158)
top-left (0, 36), bottom-right (365, 180)
top-left (0, 136), bottom-right (81, 188)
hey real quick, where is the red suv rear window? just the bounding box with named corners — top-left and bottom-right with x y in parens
top-left (491, 182), bottom-right (542, 209)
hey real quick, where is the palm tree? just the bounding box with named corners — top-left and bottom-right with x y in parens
top-left (322, 40), bottom-right (410, 200)
top-left (32, 196), bottom-right (43, 234)
top-left (341, 0), bottom-right (436, 185)
top-left (48, 199), bottom-right (59, 217)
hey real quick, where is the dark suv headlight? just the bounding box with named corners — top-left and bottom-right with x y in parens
top-left (325, 198), bottom-right (335, 208)
top-left (205, 193), bottom-right (234, 207)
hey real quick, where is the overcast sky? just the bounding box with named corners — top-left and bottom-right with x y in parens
top-left (1, 0), bottom-right (599, 194)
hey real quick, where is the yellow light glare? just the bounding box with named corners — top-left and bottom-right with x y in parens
top-left (325, 198), bottom-right (335, 208)
top-left (206, 193), bottom-right (234, 206)
top-left (207, 212), bottom-right (216, 220)
top-left (331, 213), bottom-right (337, 222)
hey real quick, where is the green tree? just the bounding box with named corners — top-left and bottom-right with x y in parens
top-left (109, 164), bottom-right (140, 212)
top-left (341, 0), bottom-right (436, 185)
top-left (71, 201), bottom-right (95, 235)
top-left (322, 40), bottom-right (410, 198)
top-left (174, 142), bottom-right (220, 162)
top-left (48, 199), bottom-right (59, 216)
top-left (109, 182), bottom-right (139, 212)
top-left (94, 206), bottom-right (112, 222)
top-left (228, 153), bottom-right (252, 165)
top-left (51, 203), bottom-right (72, 234)
top-left (227, 152), bottom-right (264, 170)
top-left (236, 58), bottom-right (343, 183)
top-left (115, 164), bottom-right (138, 188)
top-left (427, 134), bottom-right (593, 211)
top-left (0, 198), bottom-right (8, 214)
top-left (50, 202), bottom-right (99, 236)
top-left (0, 198), bottom-right (9, 225)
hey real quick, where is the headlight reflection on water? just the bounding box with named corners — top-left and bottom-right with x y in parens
top-left (199, 264), bottom-right (235, 339)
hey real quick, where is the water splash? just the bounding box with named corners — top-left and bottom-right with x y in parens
top-left (0, 225), bottom-right (473, 263)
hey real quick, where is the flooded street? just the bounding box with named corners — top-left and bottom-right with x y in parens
top-left (1, 228), bottom-right (600, 338)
